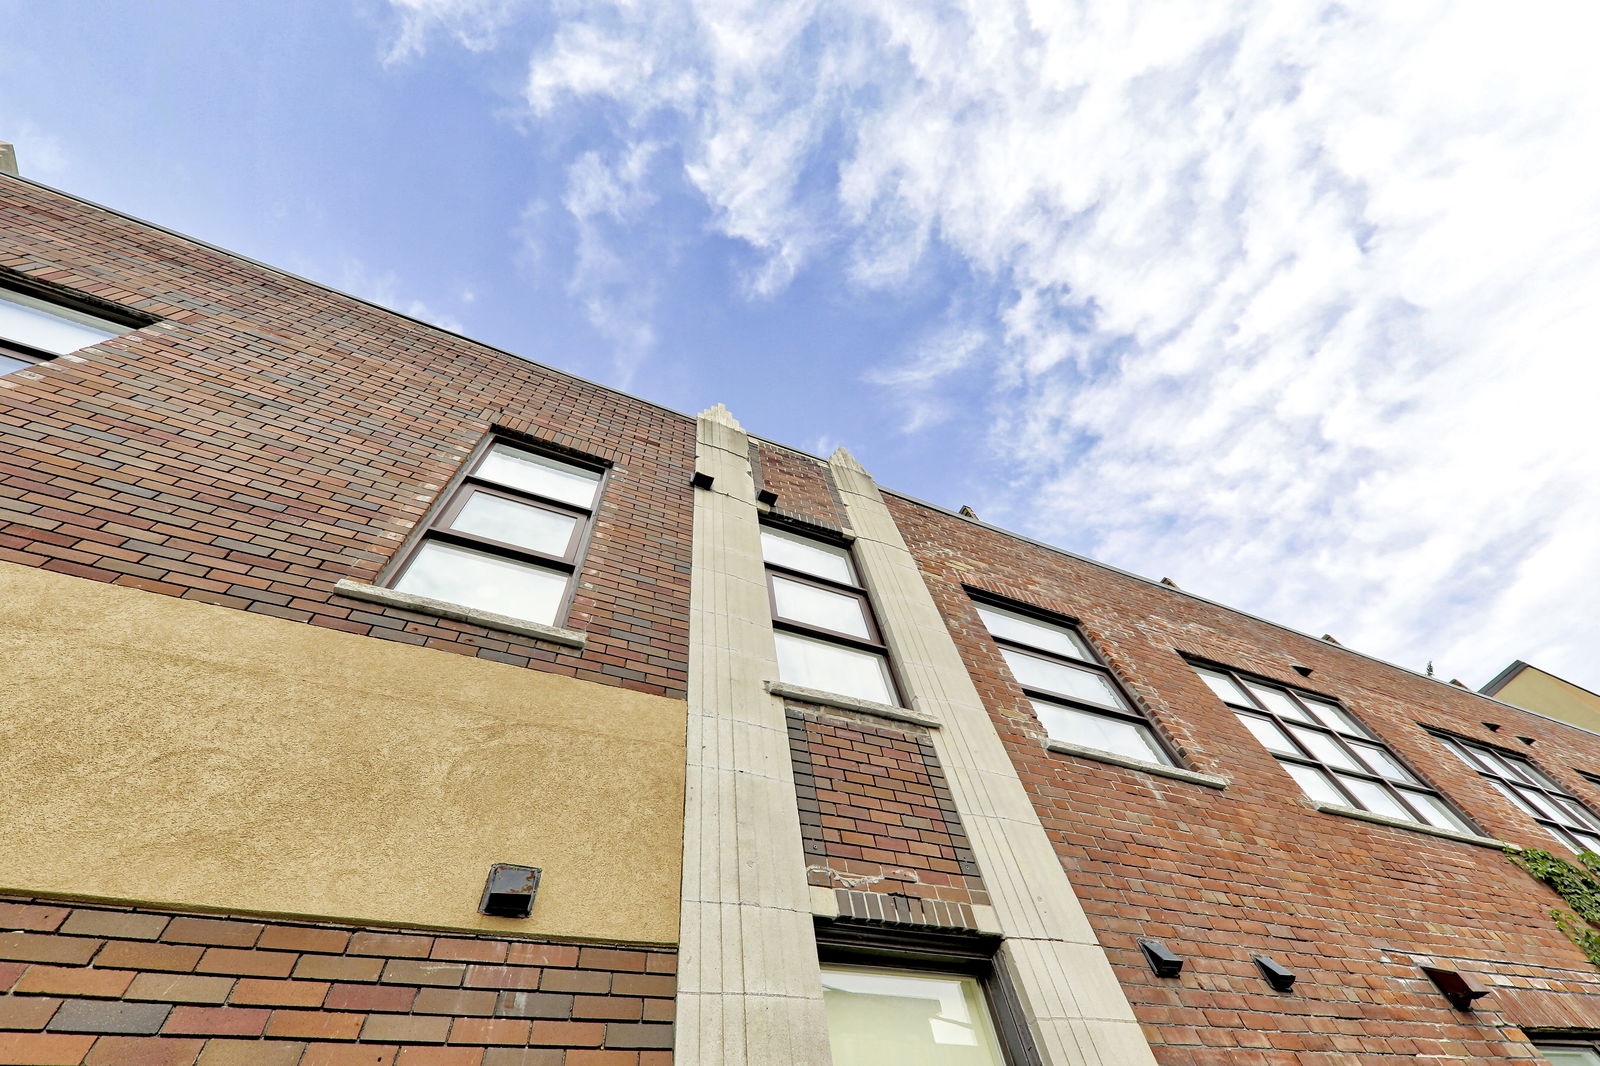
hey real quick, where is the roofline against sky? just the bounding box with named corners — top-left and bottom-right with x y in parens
top-left (1481, 659), bottom-right (1600, 704)
top-left (12, 169), bottom-right (1592, 743)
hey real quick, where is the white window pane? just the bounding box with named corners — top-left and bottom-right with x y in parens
top-left (761, 527), bottom-right (855, 584)
top-left (1488, 778), bottom-right (1541, 816)
top-left (774, 631), bottom-right (894, 705)
top-left (1350, 743), bottom-right (1420, 784)
top-left (975, 605), bottom-right (1089, 660)
top-left (1556, 798), bottom-right (1600, 832)
top-left (1539, 1049), bottom-right (1600, 1066)
top-left (1284, 762), bottom-right (1346, 805)
top-left (1403, 790), bottom-right (1473, 833)
top-left (1338, 775), bottom-right (1416, 822)
top-left (1300, 696), bottom-right (1367, 737)
top-left (1245, 683), bottom-right (1314, 722)
top-left (476, 444), bottom-right (601, 508)
top-left (821, 966), bottom-right (1007, 1066)
top-left (0, 288), bottom-right (123, 355)
top-left (1236, 712), bottom-right (1297, 754)
top-left (1034, 700), bottom-right (1172, 765)
top-left (772, 576), bottom-right (870, 638)
top-left (1002, 649), bottom-right (1126, 710)
top-left (0, 352), bottom-right (32, 376)
top-left (1445, 739), bottom-right (1496, 774)
top-left (450, 491), bottom-right (578, 556)
top-left (395, 540), bottom-right (568, 625)
top-left (1287, 726), bottom-right (1364, 772)
top-left (1196, 668), bottom-right (1252, 706)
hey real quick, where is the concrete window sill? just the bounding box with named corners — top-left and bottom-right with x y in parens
top-left (332, 579), bottom-right (588, 649)
top-left (764, 681), bottom-right (940, 728)
top-left (1044, 739), bottom-right (1230, 789)
top-left (1313, 801), bottom-right (1509, 849)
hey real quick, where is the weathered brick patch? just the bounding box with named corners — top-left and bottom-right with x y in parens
top-left (0, 896), bottom-right (673, 1066)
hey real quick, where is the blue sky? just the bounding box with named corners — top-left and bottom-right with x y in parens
top-left (6, 0), bottom-right (1600, 693)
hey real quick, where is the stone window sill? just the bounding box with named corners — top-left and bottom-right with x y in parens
top-left (1044, 739), bottom-right (1229, 789)
top-left (332, 579), bottom-right (587, 649)
top-left (764, 681), bottom-right (940, 728)
top-left (1313, 801), bottom-right (1509, 849)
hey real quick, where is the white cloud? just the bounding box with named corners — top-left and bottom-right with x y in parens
top-left (383, 0), bottom-right (1600, 689)
top-left (383, 0), bottom-right (521, 64)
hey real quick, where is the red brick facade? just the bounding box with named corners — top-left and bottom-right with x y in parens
top-left (888, 493), bottom-right (1600, 1063)
top-left (0, 896), bottom-right (673, 1066)
top-left (0, 178), bottom-right (694, 697)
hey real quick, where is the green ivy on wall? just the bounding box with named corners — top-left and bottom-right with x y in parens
top-left (1512, 847), bottom-right (1600, 968)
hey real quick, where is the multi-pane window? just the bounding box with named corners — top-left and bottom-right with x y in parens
top-left (387, 440), bottom-right (603, 628)
top-left (1194, 663), bottom-right (1475, 834)
top-left (762, 526), bottom-right (897, 705)
top-left (820, 964), bottom-right (1008, 1066)
top-left (1538, 1043), bottom-right (1600, 1065)
top-left (980, 601), bottom-right (1173, 766)
top-left (1, 283), bottom-right (133, 376)
top-left (1438, 734), bottom-right (1600, 853)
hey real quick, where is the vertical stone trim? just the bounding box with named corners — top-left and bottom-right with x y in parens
top-left (677, 404), bottom-right (832, 1065)
top-left (827, 447), bottom-right (1158, 1066)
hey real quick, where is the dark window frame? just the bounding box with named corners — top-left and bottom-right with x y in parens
top-left (973, 593), bottom-right (1178, 765)
top-left (761, 521), bottom-right (902, 704)
top-left (0, 274), bottom-right (151, 370)
top-left (381, 434), bottom-right (609, 628)
top-left (1434, 730), bottom-right (1600, 854)
top-left (814, 918), bottom-right (1040, 1066)
top-left (1192, 659), bottom-right (1478, 832)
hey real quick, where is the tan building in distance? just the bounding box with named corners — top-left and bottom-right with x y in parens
top-left (1483, 661), bottom-right (1600, 736)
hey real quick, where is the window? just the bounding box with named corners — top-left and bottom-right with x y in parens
top-left (1438, 734), bottom-right (1600, 853)
top-left (386, 440), bottom-right (603, 628)
top-left (1536, 1042), bottom-right (1600, 1065)
top-left (0, 282), bottom-right (133, 376)
top-left (979, 600), bottom-right (1173, 766)
top-left (821, 964), bottom-right (1009, 1066)
top-left (1194, 663), bottom-right (1475, 834)
top-left (761, 526), bottom-right (897, 705)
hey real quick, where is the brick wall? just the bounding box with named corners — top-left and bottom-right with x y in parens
top-left (0, 896), bottom-right (673, 1066)
top-left (787, 708), bottom-right (989, 930)
top-left (887, 492), bottom-right (1600, 1063)
top-left (749, 443), bottom-right (845, 533)
top-left (0, 177), bottom-right (693, 697)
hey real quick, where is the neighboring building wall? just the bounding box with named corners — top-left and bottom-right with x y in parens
top-left (888, 493), bottom-right (1600, 1062)
top-left (0, 174), bottom-right (690, 1063)
top-left (1485, 662), bottom-right (1600, 736)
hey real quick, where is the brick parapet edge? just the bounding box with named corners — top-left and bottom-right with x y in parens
top-left (0, 895), bottom-right (673, 1066)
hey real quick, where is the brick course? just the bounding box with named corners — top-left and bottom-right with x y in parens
top-left (0, 898), bottom-right (674, 1066)
top-left (0, 177), bottom-right (693, 698)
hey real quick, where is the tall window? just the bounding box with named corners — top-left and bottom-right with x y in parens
top-left (821, 964), bottom-right (1009, 1066)
top-left (1, 282), bottom-right (134, 376)
top-left (387, 440), bottom-right (603, 628)
top-left (979, 601), bottom-right (1173, 766)
top-left (1194, 663), bottom-right (1474, 833)
top-left (1438, 734), bottom-right (1600, 853)
top-left (762, 526), bottom-right (896, 705)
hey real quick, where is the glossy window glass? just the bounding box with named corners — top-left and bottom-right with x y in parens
top-left (395, 541), bottom-right (568, 624)
top-left (771, 575), bottom-right (871, 639)
top-left (760, 527), bottom-right (856, 584)
top-left (981, 600), bottom-right (1174, 767)
top-left (1440, 735), bottom-right (1600, 853)
top-left (477, 444), bottom-right (602, 508)
top-left (1196, 662), bottom-right (1473, 833)
top-left (449, 491), bottom-right (579, 557)
top-left (821, 966), bottom-right (1007, 1066)
top-left (774, 631), bottom-right (895, 705)
top-left (0, 286), bottom-right (123, 356)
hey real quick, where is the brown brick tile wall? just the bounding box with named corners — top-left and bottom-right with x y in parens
top-left (0, 177), bottom-right (692, 697)
top-left (886, 493), bottom-right (1600, 1063)
top-left (786, 708), bottom-right (988, 926)
top-left (749, 442), bottom-right (844, 533)
top-left (0, 897), bottom-right (673, 1066)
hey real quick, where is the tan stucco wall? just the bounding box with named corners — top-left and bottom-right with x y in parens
top-left (1496, 669), bottom-right (1600, 736)
top-left (0, 561), bottom-right (685, 944)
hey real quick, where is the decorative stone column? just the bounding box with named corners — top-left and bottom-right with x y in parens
top-left (828, 447), bottom-right (1159, 1066)
top-left (675, 405), bottom-right (833, 1065)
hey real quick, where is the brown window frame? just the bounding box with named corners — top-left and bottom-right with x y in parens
top-left (761, 523), bottom-right (901, 705)
top-left (1194, 660), bottom-right (1477, 833)
top-left (1435, 731), bottom-right (1600, 853)
top-left (381, 436), bottom-right (608, 628)
top-left (975, 595), bottom-right (1177, 765)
